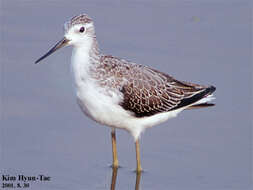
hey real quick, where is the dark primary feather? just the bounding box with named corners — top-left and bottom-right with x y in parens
top-left (186, 103), bottom-right (215, 110)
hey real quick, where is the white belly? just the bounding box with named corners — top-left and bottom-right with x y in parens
top-left (75, 80), bottom-right (133, 129)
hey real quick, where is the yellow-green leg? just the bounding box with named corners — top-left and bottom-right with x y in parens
top-left (111, 128), bottom-right (119, 168)
top-left (135, 140), bottom-right (142, 173)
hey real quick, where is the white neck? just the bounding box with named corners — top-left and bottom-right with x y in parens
top-left (71, 40), bottom-right (93, 87)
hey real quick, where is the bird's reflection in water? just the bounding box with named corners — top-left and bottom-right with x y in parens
top-left (110, 167), bottom-right (118, 190)
top-left (134, 171), bottom-right (142, 190)
top-left (110, 167), bottom-right (142, 190)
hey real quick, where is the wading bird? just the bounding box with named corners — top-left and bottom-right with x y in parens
top-left (35, 14), bottom-right (216, 172)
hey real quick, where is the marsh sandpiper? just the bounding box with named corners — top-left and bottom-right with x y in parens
top-left (35, 14), bottom-right (216, 172)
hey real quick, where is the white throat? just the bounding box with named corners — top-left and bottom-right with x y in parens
top-left (71, 38), bottom-right (94, 89)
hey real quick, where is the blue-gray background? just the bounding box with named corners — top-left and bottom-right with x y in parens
top-left (1, 0), bottom-right (252, 189)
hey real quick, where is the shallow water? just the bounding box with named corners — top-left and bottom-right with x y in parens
top-left (1, 0), bottom-right (252, 189)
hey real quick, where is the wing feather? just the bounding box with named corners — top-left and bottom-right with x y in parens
top-left (120, 65), bottom-right (214, 117)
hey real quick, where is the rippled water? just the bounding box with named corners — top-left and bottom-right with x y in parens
top-left (1, 0), bottom-right (252, 189)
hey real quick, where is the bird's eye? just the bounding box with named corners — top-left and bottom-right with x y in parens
top-left (79, 27), bottom-right (85, 33)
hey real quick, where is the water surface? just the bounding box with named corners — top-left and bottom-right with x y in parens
top-left (1, 0), bottom-right (252, 189)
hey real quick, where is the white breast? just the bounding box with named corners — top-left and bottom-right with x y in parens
top-left (75, 81), bottom-right (126, 125)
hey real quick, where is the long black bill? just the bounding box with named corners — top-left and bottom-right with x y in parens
top-left (35, 37), bottom-right (70, 64)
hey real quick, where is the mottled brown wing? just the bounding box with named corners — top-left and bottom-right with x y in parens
top-left (120, 65), bottom-right (214, 117)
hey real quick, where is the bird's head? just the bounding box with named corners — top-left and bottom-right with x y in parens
top-left (35, 14), bottom-right (95, 64)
